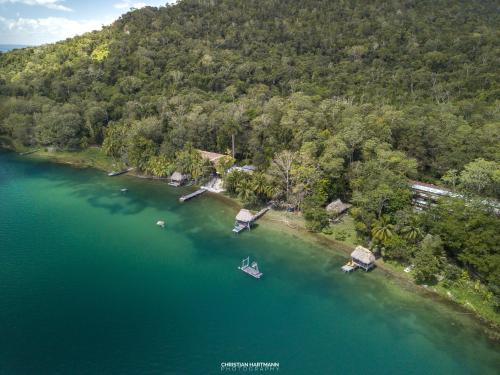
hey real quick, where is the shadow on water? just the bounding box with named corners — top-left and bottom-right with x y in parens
top-left (2, 151), bottom-right (499, 373)
top-left (3, 152), bottom-right (188, 216)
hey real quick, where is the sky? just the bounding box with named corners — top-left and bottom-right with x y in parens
top-left (0, 0), bottom-right (175, 45)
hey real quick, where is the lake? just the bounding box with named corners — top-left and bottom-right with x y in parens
top-left (0, 151), bottom-right (498, 374)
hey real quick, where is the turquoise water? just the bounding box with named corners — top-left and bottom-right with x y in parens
top-left (0, 151), bottom-right (499, 374)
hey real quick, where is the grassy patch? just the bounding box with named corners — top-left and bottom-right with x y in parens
top-left (26, 148), bottom-right (116, 171)
top-left (321, 214), bottom-right (358, 246)
top-left (382, 258), bottom-right (500, 327)
top-left (434, 282), bottom-right (500, 326)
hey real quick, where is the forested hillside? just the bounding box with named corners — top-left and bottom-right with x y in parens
top-left (0, 0), bottom-right (499, 312)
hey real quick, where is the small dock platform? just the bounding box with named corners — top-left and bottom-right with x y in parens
top-left (238, 257), bottom-right (263, 279)
top-left (232, 224), bottom-right (247, 233)
top-left (232, 207), bottom-right (271, 234)
top-left (341, 261), bottom-right (358, 273)
top-left (179, 188), bottom-right (206, 202)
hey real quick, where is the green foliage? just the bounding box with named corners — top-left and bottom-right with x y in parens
top-left (413, 234), bottom-right (445, 284)
top-left (216, 155), bottom-right (235, 177)
top-left (90, 43), bottom-right (109, 62)
top-left (383, 235), bottom-right (415, 263)
top-left (127, 135), bottom-right (156, 171)
top-left (424, 198), bottom-right (500, 295)
top-left (458, 158), bottom-right (500, 198)
top-left (0, 0), bottom-right (499, 304)
top-left (145, 154), bottom-right (172, 177)
top-left (35, 104), bottom-right (83, 149)
top-left (102, 122), bottom-right (128, 159)
top-left (371, 215), bottom-right (395, 244)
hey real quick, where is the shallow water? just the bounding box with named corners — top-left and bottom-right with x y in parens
top-left (0, 151), bottom-right (498, 374)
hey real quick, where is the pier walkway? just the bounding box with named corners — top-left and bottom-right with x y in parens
top-left (179, 188), bottom-right (206, 202)
top-left (253, 207), bottom-right (270, 221)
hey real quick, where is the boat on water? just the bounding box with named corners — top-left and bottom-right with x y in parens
top-left (120, 188), bottom-right (128, 192)
top-left (238, 257), bottom-right (263, 279)
top-left (107, 167), bottom-right (134, 177)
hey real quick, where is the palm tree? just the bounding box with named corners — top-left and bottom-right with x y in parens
top-left (252, 172), bottom-right (274, 200)
top-left (236, 178), bottom-right (256, 204)
top-left (224, 170), bottom-right (245, 194)
top-left (371, 215), bottom-right (395, 243)
top-left (401, 217), bottom-right (423, 243)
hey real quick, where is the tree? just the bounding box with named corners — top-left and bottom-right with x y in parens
top-left (413, 235), bottom-right (445, 284)
top-left (425, 198), bottom-right (500, 295)
top-left (384, 235), bottom-right (414, 263)
top-left (269, 150), bottom-right (296, 202)
top-left (2, 113), bottom-right (34, 145)
top-left (371, 215), bottom-right (395, 243)
top-left (215, 155), bottom-right (235, 177)
top-left (84, 103), bottom-right (108, 143)
top-left (441, 169), bottom-right (459, 191)
top-left (127, 135), bottom-right (156, 171)
top-left (459, 158), bottom-right (499, 198)
top-left (236, 178), bottom-right (257, 206)
top-left (145, 155), bottom-right (172, 177)
top-left (252, 172), bottom-right (273, 201)
top-left (102, 122), bottom-right (128, 160)
top-left (400, 216), bottom-right (423, 243)
top-left (35, 104), bottom-right (83, 149)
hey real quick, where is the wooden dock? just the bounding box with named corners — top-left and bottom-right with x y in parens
top-left (238, 257), bottom-right (263, 279)
top-left (252, 207), bottom-right (270, 221)
top-left (19, 149), bottom-right (40, 156)
top-left (179, 188), bottom-right (206, 202)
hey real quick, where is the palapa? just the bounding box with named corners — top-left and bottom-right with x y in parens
top-left (326, 199), bottom-right (352, 215)
top-left (235, 209), bottom-right (254, 223)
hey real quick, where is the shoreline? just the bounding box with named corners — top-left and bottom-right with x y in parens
top-left (3, 145), bottom-right (500, 340)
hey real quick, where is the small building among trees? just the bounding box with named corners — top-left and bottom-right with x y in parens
top-left (410, 180), bottom-right (455, 210)
top-left (326, 199), bottom-right (352, 217)
top-left (169, 171), bottom-right (188, 187)
top-left (197, 150), bottom-right (225, 166)
top-left (350, 246), bottom-right (376, 271)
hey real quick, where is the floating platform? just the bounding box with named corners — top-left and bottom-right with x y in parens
top-left (179, 188), bottom-right (206, 202)
top-left (238, 257), bottom-right (263, 279)
top-left (108, 167), bottom-right (133, 177)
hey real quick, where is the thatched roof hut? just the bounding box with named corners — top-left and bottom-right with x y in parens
top-left (326, 199), bottom-right (352, 215)
top-left (169, 171), bottom-right (188, 186)
top-left (197, 150), bottom-right (225, 165)
top-left (170, 171), bottom-right (187, 182)
top-left (235, 209), bottom-right (254, 223)
top-left (350, 246), bottom-right (375, 271)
